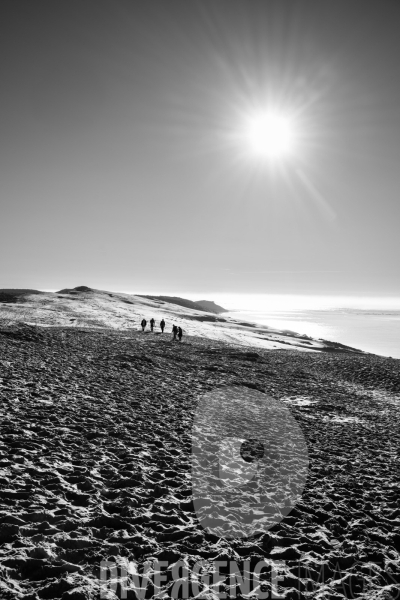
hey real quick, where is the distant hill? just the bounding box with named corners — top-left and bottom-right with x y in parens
top-left (196, 300), bottom-right (227, 314)
top-left (138, 295), bottom-right (226, 314)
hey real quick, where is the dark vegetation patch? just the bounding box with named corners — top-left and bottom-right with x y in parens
top-left (184, 315), bottom-right (227, 323)
top-left (57, 286), bottom-right (93, 294)
top-left (138, 295), bottom-right (226, 314)
top-left (320, 339), bottom-right (366, 353)
top-left (0, 290), bottom-right (44, 303)
top-left (195, 300), bottom-right (227, 313)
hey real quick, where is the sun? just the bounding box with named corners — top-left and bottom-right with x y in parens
top-left (246, 112), bottom-right (295, 159)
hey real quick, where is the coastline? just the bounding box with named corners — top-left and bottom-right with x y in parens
top-left (222, 306), bottom-right (400, 359)
top-left (0, 287), bottom-right (367, 355)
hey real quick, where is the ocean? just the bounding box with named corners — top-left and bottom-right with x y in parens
top-left (192, 294), bottom-right (400, 359)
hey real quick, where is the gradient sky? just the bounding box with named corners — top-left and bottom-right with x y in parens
top-left (1, 1), bottom-right (400, 296)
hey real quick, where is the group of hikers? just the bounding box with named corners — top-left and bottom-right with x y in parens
top-left (140, 318), bottom-right (183, 341)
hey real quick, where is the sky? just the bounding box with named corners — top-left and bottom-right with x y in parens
top-left (1, 0), bottom-right (400, 298)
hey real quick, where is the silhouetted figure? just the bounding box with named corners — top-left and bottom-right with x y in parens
top-left (141, 318), bottom-right (147, 332)
top-left (178, 326), bottom-right (183, 341)
top-left (160, 319), bottom-right (165, 333)
top-left (172, 325), bottom-right (178, 340)
top-left (150, 318), bottom-right (155, 332)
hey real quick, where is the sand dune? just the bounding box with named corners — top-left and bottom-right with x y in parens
top-left (1, 289), bottom-right (399, 599)
top-left (0, 287), bottom-right (363, 354)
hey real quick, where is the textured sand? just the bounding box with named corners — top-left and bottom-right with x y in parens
top-left (0, 324), bottom-right (399, 599)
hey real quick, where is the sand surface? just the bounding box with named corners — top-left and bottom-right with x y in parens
top-left (1, 323), bottom-right (399, 599)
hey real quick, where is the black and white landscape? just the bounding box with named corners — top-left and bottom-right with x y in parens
top-left (1, 291), bottom-right (400, 598)
top-left (1, 2), bottom-right (400, 599)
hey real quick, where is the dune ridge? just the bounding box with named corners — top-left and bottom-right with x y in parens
top-left (0, 287), bottom-right (364, 355)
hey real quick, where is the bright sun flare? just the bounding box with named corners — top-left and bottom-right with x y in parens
top-left (246, 112), bottom-right (295, 159)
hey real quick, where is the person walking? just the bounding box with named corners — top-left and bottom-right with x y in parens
top-left (172, 324), bottom-right (178, 340)
top-left (150, 318), bottom-right (155, 332)
top-left (141, 318), bottom-right (147, 332)
top-left (160, 319), bottom-right (165, 333)
top-left (178, 326), bottom-right (183, 342)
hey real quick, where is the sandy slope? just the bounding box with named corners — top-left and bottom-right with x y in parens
top-left (0, 288), bottom-right (363, 354)
top-left (0, 324), bottom-right (399, 599)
